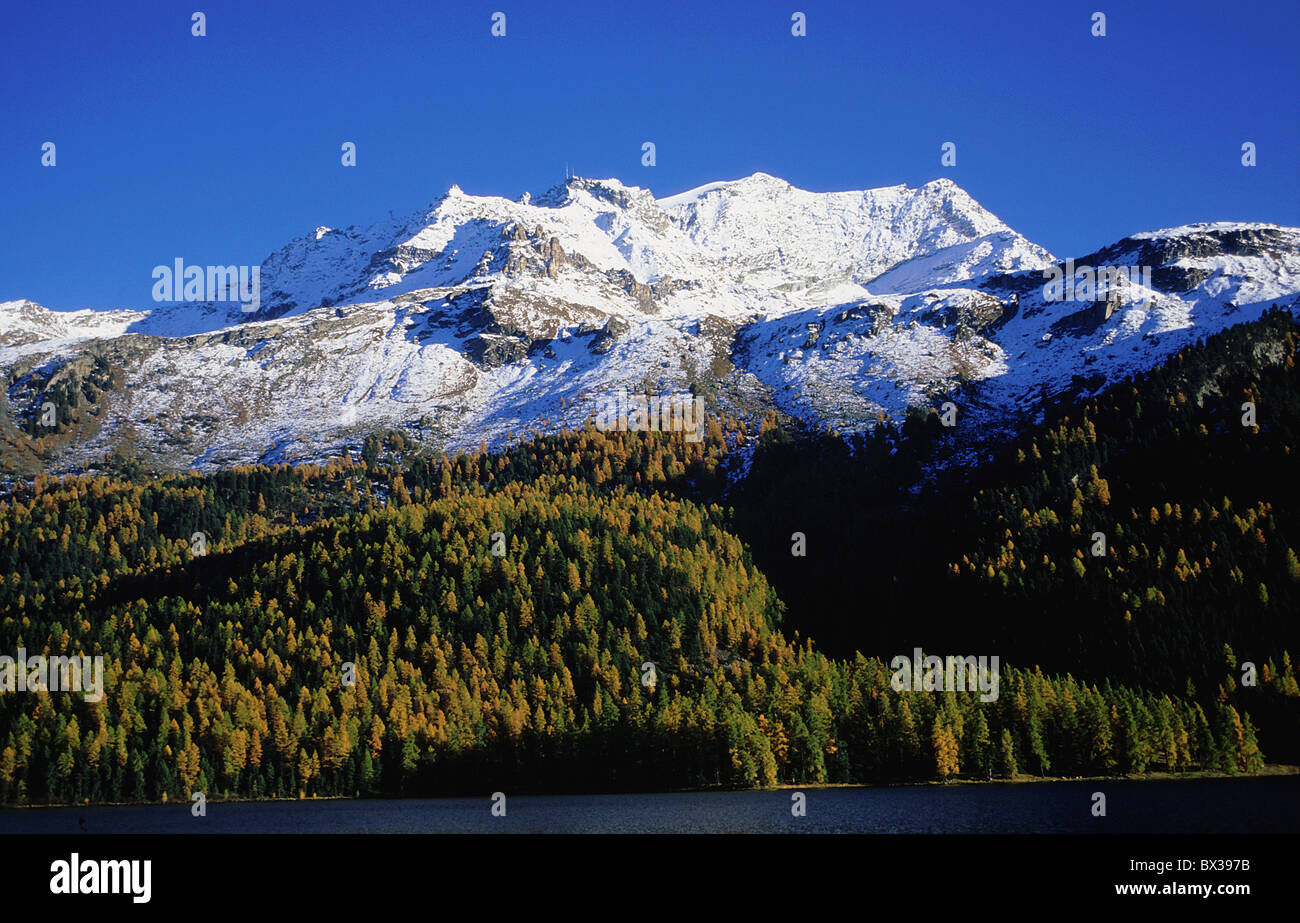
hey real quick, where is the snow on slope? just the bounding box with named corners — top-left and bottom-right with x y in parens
top-left (978, 223), bottom-right (1300, 418)
top-left (2, 177), bottom-right (1297, 474)
top-left (662, 174), bottom-right (1053, 290)
top-left (250, 173), bottom-right (1054, 324)
top-left (740, 222), bottom-right (1300, 436)
top-left (0, 300), bottom-right (143, 352)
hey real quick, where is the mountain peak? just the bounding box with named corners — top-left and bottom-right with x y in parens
top-left (657, 172), bottom-right (791, 209)
top-left (529, 175), bottom-right (643, 206)
top-left (732, 171), bottom-right (790, 187)
top-left (227, 171), bottom-right (1059, 322)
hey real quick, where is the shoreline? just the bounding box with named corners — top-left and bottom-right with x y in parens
top-left (4, 764), bottom-right (1295, 811)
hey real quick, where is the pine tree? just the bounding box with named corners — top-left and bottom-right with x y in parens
top-left (932, 718), bottom-right (960, 781)
top-left (997, 729), bottom-right (1018, 779)
top-left (966, 708), bottom-right (992, 779)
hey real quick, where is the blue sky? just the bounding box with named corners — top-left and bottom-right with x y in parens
top-left (2, 0), bottom-right (1297, 309)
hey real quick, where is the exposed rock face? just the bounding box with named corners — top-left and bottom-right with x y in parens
top-left (467, 332), bottom-right (530, 367)
top-left (588, 316), bottom-right (630, 355)
top-left (1049, 291), bottom-right (1122, 337)
top-left (832, 302), bottom-right (895, 335)
top-left (1151, 264), bottom-right (1212, 292)
top-left (1071, 225), bottom-right (1295, 295)
top-left (540, 236), bottom-right (567, 278)
top-left (921, 291), bottom-right (1008, 339)
top-left (370, 244), bottom-right (443, 278)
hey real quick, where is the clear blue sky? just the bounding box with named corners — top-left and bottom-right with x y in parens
top-left (2, 0), bottom-right (1297, 309)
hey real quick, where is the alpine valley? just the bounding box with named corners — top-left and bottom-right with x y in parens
top-left (3, 173), bottom-right (1298, 476)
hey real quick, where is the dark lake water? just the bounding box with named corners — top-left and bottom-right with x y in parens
top-left (2, 776), bottom-right (1295, 834)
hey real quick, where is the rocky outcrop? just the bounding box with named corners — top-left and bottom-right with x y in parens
top-left (1049, 291), bottom-right (1122, 337)
top-left (587, 316), bottom-right (630, 355)
top-left (832, 302), bottom-right (895, 335)
top-left (921, 291), bottom-right (1007, 338)
top-left (467, 332), bottom-right (530, 368)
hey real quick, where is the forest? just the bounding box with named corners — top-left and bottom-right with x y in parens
top-left (0, 309), bottom-right (1296, 803)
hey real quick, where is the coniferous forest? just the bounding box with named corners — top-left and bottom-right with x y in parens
top-left (0, 309), bottom-right (1296, 804)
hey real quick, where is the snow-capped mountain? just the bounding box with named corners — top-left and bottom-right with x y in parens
top-left (2, 174), bottom-right (1297, 474)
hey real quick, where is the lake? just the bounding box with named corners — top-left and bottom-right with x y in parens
top-left (1, 776), bottom-right (1295, 834)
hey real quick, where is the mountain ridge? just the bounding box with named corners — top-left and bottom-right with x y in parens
top-left (2, 174), bottom-right (1297, 475)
